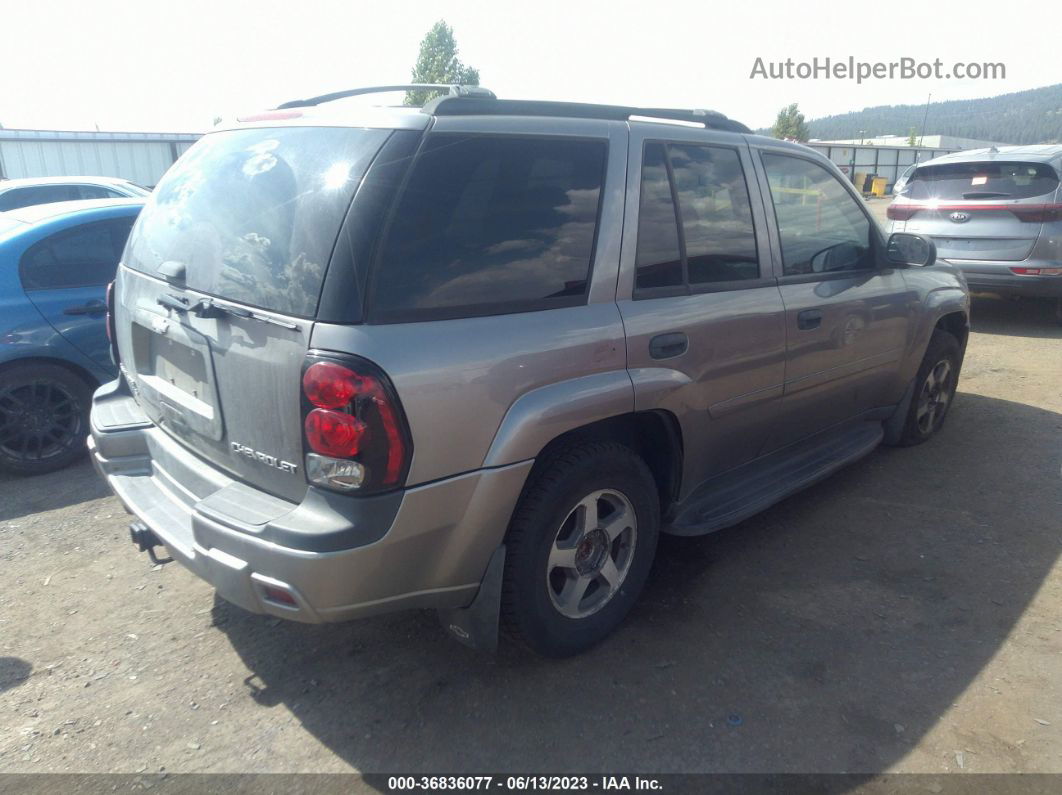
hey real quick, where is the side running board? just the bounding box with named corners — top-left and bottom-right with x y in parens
top-left (668, 421), bottom-right (885, 536)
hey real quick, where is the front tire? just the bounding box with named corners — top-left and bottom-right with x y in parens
top-left (895, 330), bottom-right (961, 446)
top-left (0, 362), bottom-right (94, 476)
top-left (501, 442), bottom-right (660, 657)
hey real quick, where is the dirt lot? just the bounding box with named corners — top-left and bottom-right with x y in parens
top-left (2, 203), bottom-right (1060, 776)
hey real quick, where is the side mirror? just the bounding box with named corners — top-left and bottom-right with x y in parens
top-left (887, 232), bottom-right (936, 267)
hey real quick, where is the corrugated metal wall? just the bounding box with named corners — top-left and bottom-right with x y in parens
top-left (0, 129), bottom-right (200, 187)
top-left (806, 143), bottom-right (957, 191)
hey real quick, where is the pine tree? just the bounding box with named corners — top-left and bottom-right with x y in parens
top-left (406, 21), bottom-right (480, 106)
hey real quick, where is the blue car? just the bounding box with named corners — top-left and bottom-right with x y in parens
top-left (0, 198), bottom-right (143, 475)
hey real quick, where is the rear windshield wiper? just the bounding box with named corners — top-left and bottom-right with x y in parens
top-left (963, 191), bottom-right (1011, 199)
top-left (192, 297), bottom-right (300, 330)
top-left (157, 293), bottom-right (299, 331)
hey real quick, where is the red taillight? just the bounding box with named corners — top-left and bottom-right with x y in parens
top-left (301, 356), bottom-right (411, 493)
top-left (302, 362), bottom-right (363, 409)
top-left (105, 280), bottom-right (120, 365)
top-left (236, 110), bottom-right (303, 123)
top-left (1009, 205), bottom-right (1062, 223)
top-left (888, 202), bottom-right (1062, 223)
top-left (887, 204), bottom-right (917, 221)
top-left (304, 409), bottom-right (367, 458)
top-left (105, 281), bottom-right (115, 343)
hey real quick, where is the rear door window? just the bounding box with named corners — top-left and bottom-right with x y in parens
top-left (670, 144), bottom-right (758, 284)
top-left (20, 218), bottom-right (134, 290)
top-left (635, 142), bottom-right (759, 293)
top-left (902, 161), bottom-right (1059, 201)
top-left (123, 127), bottom-right (391, 318)
top-left (369, 134), bottom-right (607, 322)
top-left (634, 143), bottom-right (683, 290)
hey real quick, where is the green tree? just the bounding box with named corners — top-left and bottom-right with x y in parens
top-left (771, 103), bottom-right (810, 142)
top-left (907, 126), bottom-right (918, 147)
top-left (405, 21), bottom-right (480, 106)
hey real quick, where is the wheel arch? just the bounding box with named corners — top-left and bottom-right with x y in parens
top-left (935, 310), bottom-right (970, 352)
top-left (521, 410), bottom-right (684, 518)
top-left (0, 355), bottom-right (101, 388)
top-left (901, 287), bottom-right (970, 383)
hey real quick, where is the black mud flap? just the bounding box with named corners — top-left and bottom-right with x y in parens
top-left (882, 376), bottom-right (917, 446)
top-left (436, 544), bottom-right (505, 652)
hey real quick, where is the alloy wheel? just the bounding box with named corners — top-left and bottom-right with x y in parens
top-left (0, 379), bottom-right (83, 463)
top-left (546, 489), bottom-right (637, 619)
top-left (916, 359), bottom-right (953, 435)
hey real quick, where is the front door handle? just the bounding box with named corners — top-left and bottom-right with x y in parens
top-left (797, 309), bottom-right (823, 330)
top-left (63, 300), bottom-right (106, 316)
top-left (649, 332), bottom-right (688, 360)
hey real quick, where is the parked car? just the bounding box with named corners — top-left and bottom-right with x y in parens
top-left (891, 163), bottom-right (918, 196)
top-left (0, 198), bottom-right (143, 475)
top-left (89, 86), bottom-right (969, 657)
top-left (888, 146), bottom-right (1062, 323)
top-left (0, 176), bottom-right (149, 212)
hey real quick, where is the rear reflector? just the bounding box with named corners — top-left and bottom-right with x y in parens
top-left (262, 586), bottom-right (297, 607)
top-left (1011, 267), bottom-right (1062, 276)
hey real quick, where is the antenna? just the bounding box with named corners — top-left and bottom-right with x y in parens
top-left (917, 93), bottom-right (932, 147)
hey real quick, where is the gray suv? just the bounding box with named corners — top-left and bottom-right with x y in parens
top-left (89, 85), bottom-right (969, 657)
top-left (888, 145), bottom-right (1062, 323)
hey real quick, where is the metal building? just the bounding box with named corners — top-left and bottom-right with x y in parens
top-left (0, 128), bottom-right (201, 187)
top-left (806, 135), bottom-right (1009, 192)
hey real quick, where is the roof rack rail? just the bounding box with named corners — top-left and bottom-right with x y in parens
top-left (276, 84), bottom-right (495, 110)
top-left (421, 96), bottom-right (750, 133)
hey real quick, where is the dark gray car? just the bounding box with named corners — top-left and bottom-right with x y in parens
top-left (89, 86), bottom-right (969, 657)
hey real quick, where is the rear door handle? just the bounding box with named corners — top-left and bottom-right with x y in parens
top-left (649, 332), bottom-right (688, 360)
top-left (797, 309), bottom-right (823, 330)
top-left (63, 300), bottom-right (106, 316)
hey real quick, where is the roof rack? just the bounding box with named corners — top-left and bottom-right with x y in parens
top-left (273, 84), bottom-right (749, 133)
top-left (422, 96), bottom-right (750, 133)
top-left (275, 84), bottom-right (495, 110)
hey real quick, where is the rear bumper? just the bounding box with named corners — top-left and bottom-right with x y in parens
top-left (89, 378), bottom-right (531, 623)
top-left (945, 261), bottom-right (1062, 297)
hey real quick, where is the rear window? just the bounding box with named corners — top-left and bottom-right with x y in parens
top-left (368, 134), bottom-right (606, 322)
top-left (20, 218), bottom-right (135, 290)
top-left (0, 185), bottom-right (79, 212)
top-left (902, 161), bottom-right (1059, 201)
top-left (123, 127), bottom-right (390, 317)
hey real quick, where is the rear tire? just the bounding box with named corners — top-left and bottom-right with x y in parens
top-left (501, 442), bottom-right (660, 657)
top-left (0, 362), bottom-right (94, 476)
top-left (895, 330), bottom-right (961, 446)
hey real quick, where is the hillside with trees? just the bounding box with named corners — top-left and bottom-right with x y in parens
top-left (759, 84), bottom-right (1062, 144)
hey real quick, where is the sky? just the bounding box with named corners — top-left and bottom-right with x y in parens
top-left (2, 0), bottom-right (1059, 134)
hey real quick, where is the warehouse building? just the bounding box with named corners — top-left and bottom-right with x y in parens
top-left (0, 128), bottom-right (201, 188)
top-left (807, 134), bottom-right (1009, 193)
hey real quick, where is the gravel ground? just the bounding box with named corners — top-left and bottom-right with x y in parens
top-left (1, 212), bottom-right (1060, 776)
